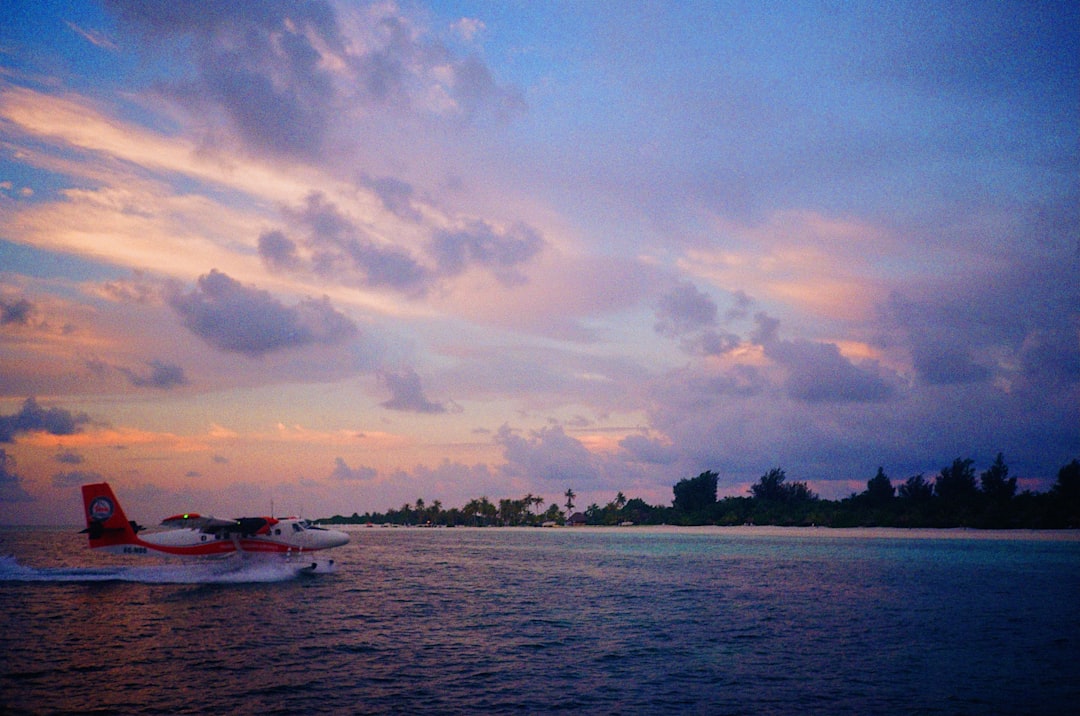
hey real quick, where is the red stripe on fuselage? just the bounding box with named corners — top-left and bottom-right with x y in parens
top-left (125, 535), bottom-right (321, 556)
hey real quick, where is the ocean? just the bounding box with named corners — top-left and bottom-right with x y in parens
top-left (2, 526), bottom-right (1078, 715)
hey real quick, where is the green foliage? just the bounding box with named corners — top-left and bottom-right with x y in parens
top-left (319, 456), bottom-right (1080, 530)
top-left (898, 474), bottom-right (933, 502)
top-left (934, 458), bottom-right (978, 503)
top-left (980, 453), bottom-right (1016, 502)
top-left (673, 471), bottom-right (718, 515)
top-left (1047, 459), bottom-right (1080, 527)
top-left (749, 468), bottom-right (817, 503)
top-left (865, 467), bottom-right (895, 505)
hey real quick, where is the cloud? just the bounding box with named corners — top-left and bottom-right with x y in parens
top-left (911, 345), bottom-right (991, 386)
top-left (167, 269), bottom-right (358, 356)
top-left (765, 338), bottom-right (896, 404)
top-left (0, 449), bottom-right (33, 502)
top-left (341, 6), bottom-right (525, 118)
top-left (379, 368), bottom-right (446, 414)
top-left (65, 20), bottom-right (118, 51)
top-left (54, 448), bottom-right (84, 465)
top-left (52, 470), bottom-right (106, 488)
top-left (653, 285), bottom-right (749, 356)
top-left (0, 398), bottom-right (91, 443)
top-left (1019, 328), bottom-right (1080, 385)
top-left (450, 17), bottom-right (486, 43)
top-left (257, 230), bottom-right (301, 272)
top-left (105, 0), bottom-right (341, 160)
top-left (100, 276), bottom-right (158, 305)
top-left (619, 434), bottom-right (679, 466)
top-left (883, 252), bottom-right (1080, 391)
top-left (263, 193), bottom-right (547, 294)
top-left (362, 175), bottom-right (422, 222)
top-left (495, 424), bottom-right (600, 485)
top-left (330, 457), bottom-right (378, 482)
top-left (747, 313), bottom-right (896, 404)
top-left (690, 330), bottom-right (742, 357)
top-left (1, 296), bottom-right (34, 326)
top-left (654, 281), bottom-right (717, 338)
top-left (119, 360), bottom-right (190, 389)
top-left (277, 192), bottom-right (431, 293)
top-left (430, 221), bottom-right (545, 285)
top-left (102, 0), bottom-right (524, 162)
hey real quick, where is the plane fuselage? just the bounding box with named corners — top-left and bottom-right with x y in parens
top-left (98, 517), bottom-right (350, 557)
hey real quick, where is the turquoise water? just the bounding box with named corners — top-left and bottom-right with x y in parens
top-left (2, 527), bottom-right (1078, 714)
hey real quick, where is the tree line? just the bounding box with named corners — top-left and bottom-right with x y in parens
top-left (320, 455), bottom-right (1080, 529)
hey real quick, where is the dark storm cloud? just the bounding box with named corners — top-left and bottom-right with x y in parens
top-left (119, 360), bottom-right (189, 389)
top-left (884, 249), bottom-right (1080, 390)
top-left (753, 313), bottom-right (896, 404)
top-left (167, 269), bottom-right (357, 357)
top-left (1019, 328), bottom-right (1080, 385)
top-left (767, 339), bottom-right (896, 404)
top-left (378, 368), bottom-right (445, 414)
top-left (910, 345), bottom-right (990, 386)
top-left (0, 398), bottom-right (90, 443)
top-left (0, 296), bottom-right (33, 326)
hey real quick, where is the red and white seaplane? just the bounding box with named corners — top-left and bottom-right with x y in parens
top-left (81, 482), bottom-right (349, 572)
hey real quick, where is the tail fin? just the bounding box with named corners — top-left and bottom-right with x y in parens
top-left (81, 482), bottom-right (139, 550)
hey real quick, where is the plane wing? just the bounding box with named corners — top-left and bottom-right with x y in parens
top-left (159, 514), bottom-right (275, 538)
top-left (160, 513), bottom-right (239, 530)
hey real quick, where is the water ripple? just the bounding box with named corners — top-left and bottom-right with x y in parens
top-left (1, 527), bottom-right (1078, 714)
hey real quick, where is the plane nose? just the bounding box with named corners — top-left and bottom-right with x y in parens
top-left (330, 529), bottom-right (350, 548)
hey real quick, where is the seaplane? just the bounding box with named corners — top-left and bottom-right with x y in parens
top-left (81, 482), bottom-right (349, 572)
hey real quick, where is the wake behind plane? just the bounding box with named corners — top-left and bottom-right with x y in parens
top-left (81, 482), bottom-right (349, 572)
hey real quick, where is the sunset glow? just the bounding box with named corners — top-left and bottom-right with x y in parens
top-left (1, 1), bottom-right (1076, 524)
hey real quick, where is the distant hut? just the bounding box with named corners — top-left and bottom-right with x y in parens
top-left (568, 512), bottom-right (587, 527)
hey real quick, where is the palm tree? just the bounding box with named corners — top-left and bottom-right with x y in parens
top-left (479, 496), bottom-right (496, 526)
top-left (463, 498), bottom-right (480, 526)
top-left (530, 494), bottom-right (545, 522)
top-left (564, 488), bottom-right (576, 517)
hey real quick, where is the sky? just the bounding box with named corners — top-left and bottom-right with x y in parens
top-left (1, 0), bottom-right (1077, 525)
